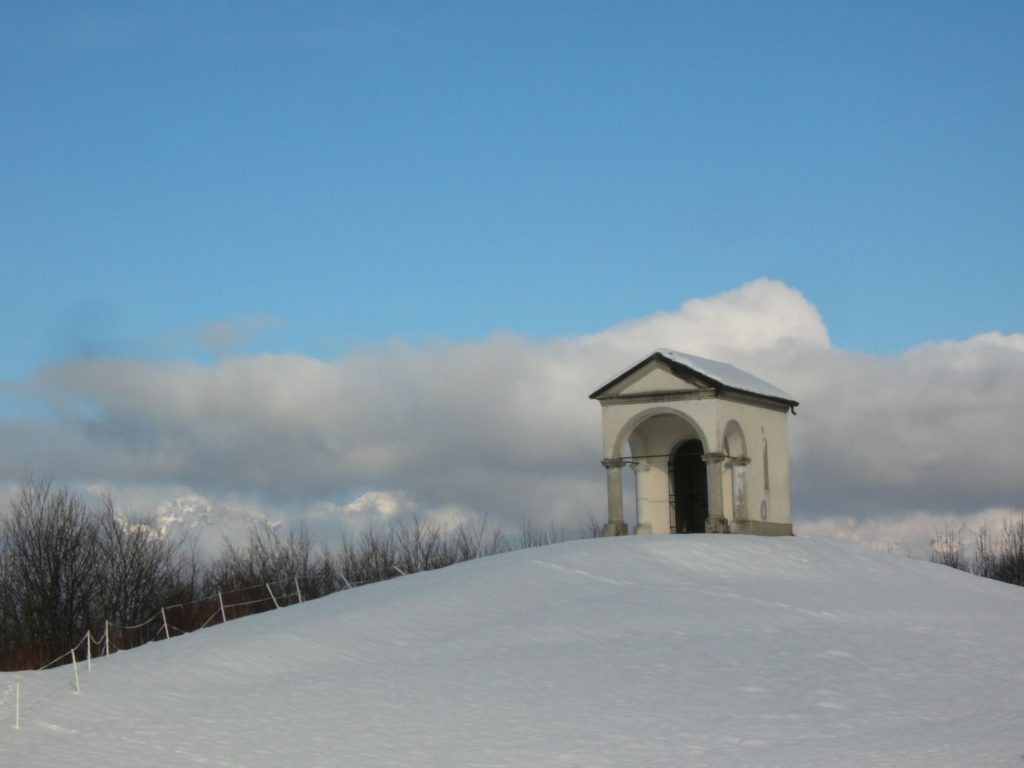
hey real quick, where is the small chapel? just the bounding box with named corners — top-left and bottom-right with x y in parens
top-left (590, 349), bottom-right (798, 537)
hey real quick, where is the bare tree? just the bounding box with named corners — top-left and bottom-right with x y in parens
top-left (94, 496), bottom-right (189, 637)
top-left (0, 473), bottom-right (616, 669)
top-left (204, 522), bottom-right (335, 618)
top-left (2, 479), bottom-right (100, 666)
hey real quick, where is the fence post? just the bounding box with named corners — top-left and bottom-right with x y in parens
top-left (105, 620), bottom-right (110, 656)
top-left (218, 591), bottom-right (227, 624)
top-left (71, 648), bottom-right (81, 694)
top-left (14, 683), bottom-right (19, 729)
top-left (339, 570), bottom-right (353, 590)
top-left (266, 583), bottom-right (281, 609)
top-left (86, 629), bottom-right (92, 670)
top-left (161, 608), bottom-right (171, 640)
top-left (294, 576), bottom-right (303, 604)
top-left (393, 565), bottom-right (408, 576)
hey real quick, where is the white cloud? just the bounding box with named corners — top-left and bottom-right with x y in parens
top-left (2, 279), bottom-right (1021, 550)
top-left (199, 315), bottom-right (281, 358)
top-left (798, 506), bottom-right (1024, 560)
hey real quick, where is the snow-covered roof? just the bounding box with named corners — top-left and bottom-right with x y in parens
top-left (591, 348), bottom-right (798, 408)
top-left (654, 349), bottom-right (796, 403)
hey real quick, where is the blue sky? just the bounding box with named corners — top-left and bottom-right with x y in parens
top-left (2, 1), bottom-right (1021, 386)
top-left (1, 3), bottom-right (1023, 552)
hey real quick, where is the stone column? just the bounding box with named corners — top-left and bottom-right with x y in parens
top-left (601, 458), bottom-right (628, 536)
top-left (702, 453), bottom-right (729, 533)
top-left (632, 462), bottom-right (652, 535)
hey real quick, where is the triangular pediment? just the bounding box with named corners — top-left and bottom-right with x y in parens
top-left (590, 349), bottom-right (798, 411)
top-left (598, 359), bottom-right (708, 398)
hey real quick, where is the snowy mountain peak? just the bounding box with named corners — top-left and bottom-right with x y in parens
top-left (152, 496), bottom-right (273, 554)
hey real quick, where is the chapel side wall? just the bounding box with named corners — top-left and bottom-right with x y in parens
top-left (763, 408), bottom-right (793, 529)
top-left (716, 401), bottom-right (793, 535)
top-left (773, 410), bottom-right (794, 532)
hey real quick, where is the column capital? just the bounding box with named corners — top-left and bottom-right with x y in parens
top-left (701, 452), bottom-right (728, 464)
top-left (601, 458), bottom-right (627, 469)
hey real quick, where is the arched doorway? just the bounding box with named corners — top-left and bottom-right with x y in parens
top-left (669, 439), bottom-right (708, 533)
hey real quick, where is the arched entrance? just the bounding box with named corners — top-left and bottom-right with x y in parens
top-left (669, 439), bottom-right (708, 533)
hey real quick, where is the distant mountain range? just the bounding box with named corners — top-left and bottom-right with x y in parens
top-left (150, 496), bottom-right (275, 556)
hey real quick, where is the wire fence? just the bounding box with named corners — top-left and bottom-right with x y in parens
top-left (2, 518), bottom-right (602, 730)
top-left (38, 569), bottom-right (396, 671)
top-left (3, 566), bottom-right (402, 731)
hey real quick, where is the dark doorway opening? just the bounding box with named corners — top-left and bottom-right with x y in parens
top-left (670, 439), bottom-right (708, 533)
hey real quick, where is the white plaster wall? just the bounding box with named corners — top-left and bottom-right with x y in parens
top-left (722, 465), bottom-right (734, 520)
top-left (619, 364), bottom-right (700, 395)
top-left (637, 457), bottom-right (669, 533)
top-left (714, 401), bottom-right (793, 527)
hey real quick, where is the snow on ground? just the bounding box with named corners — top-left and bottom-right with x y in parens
top-left (2, 535), bottom-right (1023, 767)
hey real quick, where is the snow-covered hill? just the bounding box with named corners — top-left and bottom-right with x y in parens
top-left (3, 536), bottom-right (1023, 767)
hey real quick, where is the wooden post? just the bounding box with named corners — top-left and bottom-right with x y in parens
top-left (294, 576), bottom-right (303, 604)
top-left (161, 607), bottom-right (171, 640)
top-left (86, 629), bottom-right (92, 670)
top-left (71, 648), bottom-right (81, 694)
top-left (218, 591), bottom-right (227, 624)
top-left (339, 570), bottom-right (353, 590)
top-left (105, 620), bottom-right (110, 656)
top-left (14, 683), bottom-right (19, 729)
top-left (266, 583), bottom-right (281, 609)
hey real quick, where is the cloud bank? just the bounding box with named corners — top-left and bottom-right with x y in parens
top-left (2, 279), bottom-right (1021, 555)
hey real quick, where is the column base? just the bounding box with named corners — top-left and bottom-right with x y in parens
top-left (602, 520), bottom-right (629, 537)
top-left (633, 523), bottom-right (653, 535)
top-left (704, 516), bottom-right (730, 534)
top-left (730, 520), bottom-right (793, 536)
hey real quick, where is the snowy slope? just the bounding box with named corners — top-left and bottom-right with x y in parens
top-left (3, 536), bottom-right (1023, 767)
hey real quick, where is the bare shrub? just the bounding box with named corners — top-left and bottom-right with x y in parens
top-left (451, 515), bottom-right (507, 561)
top-left (930, 526), bottom-right (965, 570)
top-left (515, 519), bottom-right (582, 549)
top-left (336, 515), bottom-right (513, 586)
top-left (579, 513), bottom-right (604, 540)
top-left (974, 523), bottom-right (998, 580)
top-left (934, 515), bottom-right (1024, 588)
top-left (203, 522), bottom-right (334, 619)
top-left (986, 515), bottom-right (1024, 586)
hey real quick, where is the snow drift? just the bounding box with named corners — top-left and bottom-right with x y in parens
top-left (2, 536), bottom-right (1023, 767)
